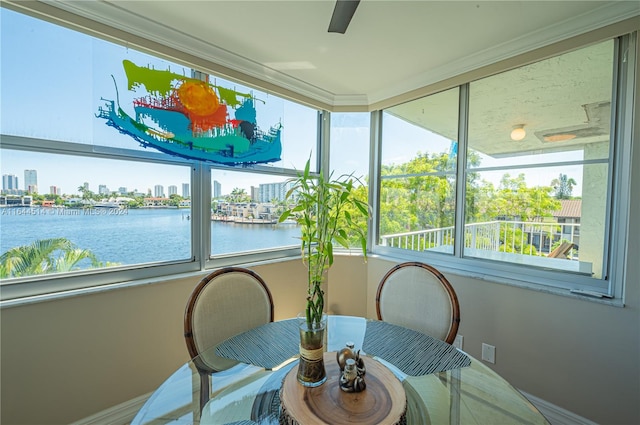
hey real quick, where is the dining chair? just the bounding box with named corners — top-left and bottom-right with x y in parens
top-left (184, 266), bottom-right (274, 413)
top-left (376, 261), bottom-right (460, 344)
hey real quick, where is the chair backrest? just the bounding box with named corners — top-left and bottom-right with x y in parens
top-left (184, 267), bottom-right (274, 372)
top-left (376, 262), bottom-right (460, 344)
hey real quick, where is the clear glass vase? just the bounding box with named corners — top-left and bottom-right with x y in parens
top-left (296, 312), bottom-right (327, 387)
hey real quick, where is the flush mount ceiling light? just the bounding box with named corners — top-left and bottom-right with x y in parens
top-left (510, 124), bottom-right (526, 141)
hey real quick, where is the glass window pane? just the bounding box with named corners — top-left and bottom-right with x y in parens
top-left (1, 149), bottom-right (192, 278)
top-left (330, 112), bottom-right (370, 248)
top-left (1, 8), bottom-right (179, 149)
top-left (466, 41), bottom-right (614, 279)
top-left (210, 170), bottom-right (299, 256)
top-left (1, 7), bottom-right (317, 170)
top-left (330, 112), bottom-right (370, 179)
top-left (379, 88), bottom-right (459, 253)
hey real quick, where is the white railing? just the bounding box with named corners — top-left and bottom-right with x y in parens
top-left (380, 220), bottom-right (580, 258)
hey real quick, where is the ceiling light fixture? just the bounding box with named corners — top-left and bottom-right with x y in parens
top-left (510, 124), bottom-right (526, 141)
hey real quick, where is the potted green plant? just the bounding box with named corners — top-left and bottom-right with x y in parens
top-left (279, 158), bottom-right (370, 386)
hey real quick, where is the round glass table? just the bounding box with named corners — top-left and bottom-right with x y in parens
top-left (132, 315), bottom-right (549, 425)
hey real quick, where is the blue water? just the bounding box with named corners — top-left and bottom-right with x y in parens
top-left (0, 207), bottom-right (300, 266)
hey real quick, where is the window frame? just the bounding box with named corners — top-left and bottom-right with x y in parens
top-left (371, 33), bottom-right (636, 303)
top-left (1, 129), bottom-right (323, 301)
top-left (0, 4), bottom-right (634, 306)
top-left (0, 6), bottom-right (327, 302)
top-left (0, 135), bottom-right (202, 300)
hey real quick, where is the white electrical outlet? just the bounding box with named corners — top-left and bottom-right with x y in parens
top-left (482, 343), bottom-right (496, 364)
top-left (453, 335), bottom-right (463, 350)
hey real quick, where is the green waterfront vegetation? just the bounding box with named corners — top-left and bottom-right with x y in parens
top-left (0, 237), bottom-right (111, 278)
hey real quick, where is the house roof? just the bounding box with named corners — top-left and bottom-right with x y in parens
top-left (553, 199), bottom-right (582, 219)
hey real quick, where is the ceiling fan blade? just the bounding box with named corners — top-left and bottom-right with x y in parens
top-left (328, 0), bottom-right (361, 34)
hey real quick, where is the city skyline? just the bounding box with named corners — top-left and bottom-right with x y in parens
top-left (1, 165), bottom-right (296, 203)
top-left (2, 165), bottom-right (299, 205)
top-left (1, 148), bottom-right (304, 199)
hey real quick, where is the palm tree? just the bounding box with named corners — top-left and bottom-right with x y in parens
top-left (0, 238), bottom-right (99, 278)
top-left (550, 173), bottom-right (577, 199)
top-left (227, 187), bottom-right (250, 203)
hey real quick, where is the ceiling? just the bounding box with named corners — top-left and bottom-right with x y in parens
top-left (19, 0), bottom-right (640, 108)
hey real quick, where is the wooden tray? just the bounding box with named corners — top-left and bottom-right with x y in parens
top-left (280, 352), bottom-right (406, 425)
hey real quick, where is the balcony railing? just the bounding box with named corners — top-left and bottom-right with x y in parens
top-left (380, 220), bottom-right (580, 259)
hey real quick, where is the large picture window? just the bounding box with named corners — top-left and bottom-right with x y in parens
top-left (0, 7), bottom-right (321, 299)
top-left (1, 149), bottom-right (192, 279)
top-left (376, 38), bottom-right (632, 295)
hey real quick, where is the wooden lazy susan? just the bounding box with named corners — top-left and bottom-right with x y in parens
top-left (279, 352), bottom-right (406, 425)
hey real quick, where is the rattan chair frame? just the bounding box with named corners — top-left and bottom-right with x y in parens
top-left (375, 261), bottom-right (460, 345)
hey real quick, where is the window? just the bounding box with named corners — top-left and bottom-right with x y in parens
top-left (465, 40), bottom-right (614, 280)
top-left (1, 150), bottom-right (192, 274)
top-left (375, 37), bottom-right (634, 296)
top-left (209, 170), bottom-right (300, 257)
top-left (379, 88), bottom-right (460, 254)
top-left (0, 7), bottom-right (321, 300)
top-left (329, 112), bottom-right (371, 248)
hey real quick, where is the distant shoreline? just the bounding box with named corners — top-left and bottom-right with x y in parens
top-left (211, 215), bottom-right (277, 224)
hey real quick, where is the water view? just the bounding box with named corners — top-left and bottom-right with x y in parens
top-left (0, 207), bottom-right (300, 267)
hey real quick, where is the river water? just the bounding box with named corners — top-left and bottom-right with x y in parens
top-left (0, 207), bottom-right (300, 266)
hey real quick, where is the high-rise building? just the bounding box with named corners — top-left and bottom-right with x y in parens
top-left (213, 180), bottom-right (222, 199)
top-left (50, 186), bottom-right (60, 195)
top-left (182, 183), bottom-right (190, 198)
top-left (154, 184), bottom-right (165, 198)
top-left (251, 186), bottom-right (259, 202)
top-left (24, 169), bottom-right (37, 193)
top-left (118, 187), bottom-right (127, 195)
top-left (258, 181), bottom-right (294, 203)
top-left (98, 184), bottom-right (109, 195)
top-left (2, 174), bottom-right (19, 192)
top-left (168, 185), bottom-right (177, 196)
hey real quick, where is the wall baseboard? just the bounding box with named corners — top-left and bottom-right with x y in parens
top-left (521, 390), bottom-right (598, 425)
top-left (70, 392), bottom-right (151, 425)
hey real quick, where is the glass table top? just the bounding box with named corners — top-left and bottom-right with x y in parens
top-left (132, 316), bottom-right (549, 425)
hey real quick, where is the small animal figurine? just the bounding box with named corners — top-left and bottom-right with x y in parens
top-left (339, 358), bottom-right (366, 393)
top-left (337, 342), bottom-right (355, 371)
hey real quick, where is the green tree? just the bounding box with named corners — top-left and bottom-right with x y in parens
top-left (378, 151), bottom-right (562, 255)
top-left (168, 194), bottom-right (183, 207)
top-left (550, 173), bottom-right (577, 199)
top-left (77, 185), bottom-right (98, 204)
top-left (381, 152), bottom-right (456, 233)
top-left (227, 187), bottom-right (251, 203)
top-left (0, 238), bottom-right (100, 278)
top-left (475, 173), bottom-right (559, 222)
